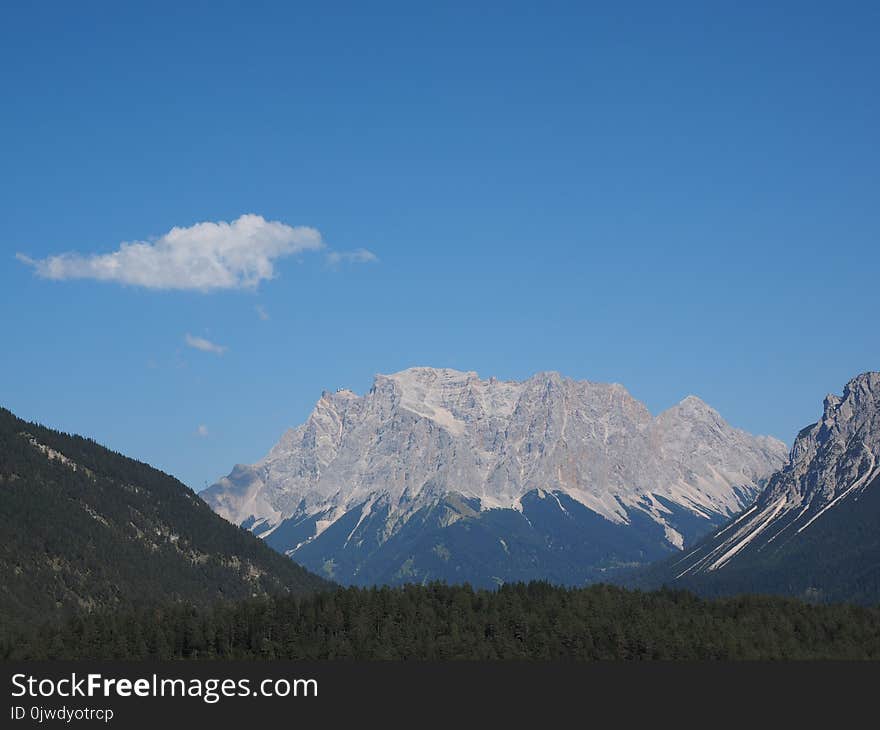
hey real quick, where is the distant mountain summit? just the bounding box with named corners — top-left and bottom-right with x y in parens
top-left (645, 372), bottom-right (880, 603)
top-left (202, 367), bottom-right (786, 586)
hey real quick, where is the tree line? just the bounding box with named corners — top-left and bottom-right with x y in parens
top-left (6, 582), bottom-right (880, 661)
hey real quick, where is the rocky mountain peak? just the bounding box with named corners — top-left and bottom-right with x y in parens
top-left (836, 371), bottom-right (880, 428)
top-left (660, 395), bottom-right (723, 425)
top-left (677, 394), bottom-right (715, 411)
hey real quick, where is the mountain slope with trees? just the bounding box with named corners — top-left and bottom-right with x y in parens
top-left (0, 407), bottom-right (330, 633)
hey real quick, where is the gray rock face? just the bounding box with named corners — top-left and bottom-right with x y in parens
top-left (202, 367), bottom-right (787, 584)
top-left (672, 372), bottom-right (880, 579)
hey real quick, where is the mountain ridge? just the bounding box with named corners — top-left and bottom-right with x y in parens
top-left (634, 371), bottom-right (880, 603)
top-left (203, 367), bottom-right (787, 586)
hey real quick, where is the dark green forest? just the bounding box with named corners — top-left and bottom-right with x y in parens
top-left (7, 582), bottom-right (880, 661)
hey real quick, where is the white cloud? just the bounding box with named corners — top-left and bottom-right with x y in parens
top-left (196, 424), bottom-right (209, 437)
top-left (185, 333), bottom-right (227, 355)
top-left (255, 304), bottom-right (270, 321)
top-left (17, 214), bottom-right (325, 291)
top-left (326, 248), bottom-right (378, 266)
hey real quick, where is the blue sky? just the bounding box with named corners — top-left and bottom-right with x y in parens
top-left (1, 1), bottom-right (877, 490)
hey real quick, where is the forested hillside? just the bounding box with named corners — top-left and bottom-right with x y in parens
top-left (0, 407), bottom-right (329, 632)
top-left (8, 582), bottom-right (880, 660)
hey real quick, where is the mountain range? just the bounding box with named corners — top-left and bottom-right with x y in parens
top-left (3, 366), bottom-right (879, 641)
top-left (202, 367), bottom-right (787, 586)
top-left (5, 369), bottom-right (880, 660)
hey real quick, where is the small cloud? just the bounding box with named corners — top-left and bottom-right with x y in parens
top-left (255, 304), bottom-right (270, 321)
top-left (185, 333), bottom-right (227, 355)
top-left (17, 214), bottom-right (325, 291)
top-left (326, 248), bottom-right (378, 267)
top-left (196, 424), bottom-right (209, 437)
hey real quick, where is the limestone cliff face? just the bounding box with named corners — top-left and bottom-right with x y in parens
top-left (202, 367), bottom-right (787, 585)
